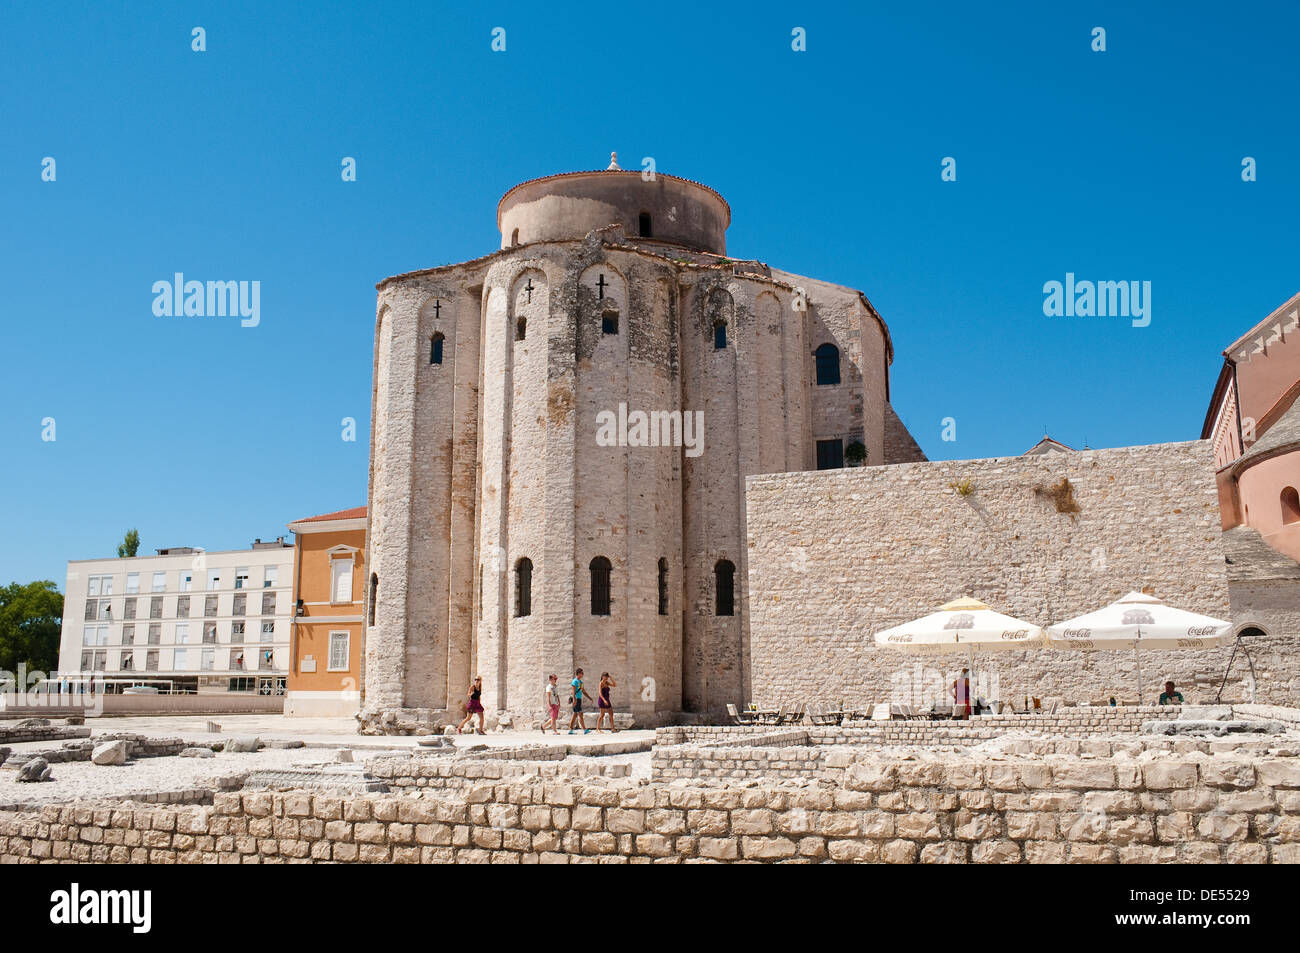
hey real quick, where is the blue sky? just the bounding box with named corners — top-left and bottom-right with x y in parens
top-left (3, 1), bottom-right (1299, 588)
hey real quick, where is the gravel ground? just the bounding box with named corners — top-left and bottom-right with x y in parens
top-left (0, 748), bottom-right (409, 806)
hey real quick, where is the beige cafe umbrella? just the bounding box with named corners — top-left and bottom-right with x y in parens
top-left (1045, 591), bottom-right (1232, 704)
top-left (873, 597), bottom-right (1046, 710)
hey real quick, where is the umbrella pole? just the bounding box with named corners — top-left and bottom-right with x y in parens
top-left (1135, 642), bottom-right (1142, 706)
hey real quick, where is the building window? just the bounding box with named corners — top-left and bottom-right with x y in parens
top-left (149, 623), bottom-right (162, 645)
top-left (714, 320), bottom-right (727, 350)
top-left (516, 317), bottom-right (527, 341)
top-left (180, 572), bottom-right (193, 593)
top-left (84, 599), bottom-right (96, 622)
top-left (261, 592), bottom-right (277, 615)
top-left (231, 621), bottom-right (245, 643)
top-left (590, 556), bottom-right (612, 616)
top-left (200, 648), bottom-right (215, 672)
top-left (601, 309), bottom-right (619, 335)
top-left (202, 622), bottom-right (217, 644)
top-left (119, 651), bottom-right (134, 672)
top-left (260, 648), bottom-right (275, 671)
top-left (204, 595), bottom-right (218, 617)
top-left (82, 625), bottom-right (109, 646)
top-left (176, 595), bottom-right (189, 617)
top-left (149, 596), bottom-right (163, 619)
top-left (264, 566), bottom-right (278, 588)
top-left (89, 574), bottom-right (113, 596)
top-left (369, 574), bottom-right (378, 625)
top-left (816, 438), bottom-right (844, 470)
top-left (124, 573), bottom-right (139, 595)
top-left (515, 558), bottom-right (532, 617)
top-left (657, 558), bottom-right (668, 616)
top-left (331, 558), bottom-right (354, 604)
top-left (207, 570), bottom-right (220, 591)
top-left (175, 622), bottom-right (189, 644)
top-left (639, 212), bottom-right (652, 238)
top-left (232, 593), bottom-right (246, 616)
top-left (715, 560), bottom-right (735, 616)
top-left (1283, 487), bottom-right (1300, 525)
top-left (261, 621), bottom-right (275, 641)
top-left (146, 650), bottom-right (159, 672)
top-left (173, 648), bottom-right (188, 671)
top-left (430, 333), bottom-right (444, 365)
top-left (121, 624), bottom-right (135, 645)
top-left (151, 571), bottom-right (166, 592)
top-left (230, 651), bottom-right (246, 672)
top-left (234, 567), bottom-right (249, 590)
top-left (328, 631), bottom-right (350, 672)
top-left (815, 343), bottom-right (841, 386)
top-left (511, 228), bottom-right (520, 246)
top-left (123, 597), bottom-right (136, 620)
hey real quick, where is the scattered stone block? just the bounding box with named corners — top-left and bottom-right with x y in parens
top-left (333, 749), bottom-right (354, 763)
top-left (91, 740), bottom-right (130, 766)
top-left (224, 737), bottom-right (261, 753)
top-left (17, 757), bottom-right (52, 782)
top-left (179, 747), bottom-right (216, 759)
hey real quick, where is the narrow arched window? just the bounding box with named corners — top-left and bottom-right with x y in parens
top-left (713, 321), bottom-right (726, 350)
top-left (639, 212), bottom-right (652, 238)
top-left (590, 556), bottom-right (612, 616)
top-left (516, 317), bottom-right (526, 341)
top-left (515, 558), bottom-right (532, 617)
top-left (430, 333), bottom-right (444, 365)
top-left (815, 343), bottom-right (840, 385)
top-left (511, 228), bottom-right (520, 246)
top-left (657, 558), bottom-right (668, 616)
top-left (602, 309), bottom-right (619, 335)
top-left (715, 560), bottom-right (735, 616)
top-left (1283, 487), bottom-right (1300, 525)
top-left (368, 574), bottom-right (378, 626)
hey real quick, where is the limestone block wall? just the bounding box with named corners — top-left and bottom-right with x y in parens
top-left (3, 756), bottom-right (1296, 864)
top-left (745, 441), bottom-right (1256, 709)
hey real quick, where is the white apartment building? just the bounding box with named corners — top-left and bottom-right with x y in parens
top-left (56, 541), bottom-right (295, 695)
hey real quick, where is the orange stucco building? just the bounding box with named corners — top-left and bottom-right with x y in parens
top-left (285, 507), bottom-right (367, 716)
top-left (1203, 291), bottom-right (1300, 561)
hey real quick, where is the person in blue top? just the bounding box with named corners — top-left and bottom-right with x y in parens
top-left (568, 667), bottom-right (592, 735)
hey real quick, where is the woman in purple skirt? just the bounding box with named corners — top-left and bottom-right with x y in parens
top-left (457, 675), bottom-right (485, 734)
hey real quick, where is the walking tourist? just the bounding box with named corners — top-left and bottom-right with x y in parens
top-left (457, 675), bottom-right (486, 734)
top-left (594, 672), bottom-right (617, 732)
top-left (542, 674), bottom-right (562, 734)
top-left (569, 668), bottom-right (591, 734)
top-left (951, 667), bottom-right (972, 719)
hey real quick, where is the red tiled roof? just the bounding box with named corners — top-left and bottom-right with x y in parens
top-left (291, 506), bottom-right (367, 524)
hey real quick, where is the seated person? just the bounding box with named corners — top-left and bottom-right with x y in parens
top-left (1158, 681), bottom-right (1184, 705)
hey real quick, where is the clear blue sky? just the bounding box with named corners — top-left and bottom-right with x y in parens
top-left (3, 1), bottom-right (1299, 588)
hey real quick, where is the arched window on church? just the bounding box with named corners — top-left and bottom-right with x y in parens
top-left (639, 212), bottom-right (652, 238)
top-left (657, 558), bottom-right (668, 616)
top-left (1283, 486), bottom-right (1300, 525)
top-left (815, 343), bottom-right (840, 386)
top-left (430, 333), bottom-right (444, 365)
top-left (715, 560), bottom-right (735, 617)
top-left (511, 228), bottom-right (520, 246)
top-left (516, 317), bottom-right (526, 342)
top-left (713, 320), bottom-right (727, 350)
top-left (515, 558), bottom-right (532, 617)
top-left (590, 556), bottom-right (612, 616)
top-left (602, 308), bottom-right (619, 336)
top-left (368, 574), bottom-right (378, 626)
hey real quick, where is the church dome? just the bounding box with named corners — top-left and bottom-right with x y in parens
top-left (497, 153), bottom-right (730, 254)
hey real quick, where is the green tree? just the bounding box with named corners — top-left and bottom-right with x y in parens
top-left (117, 528), bottom-right (140, 558)
top-left (0, 581), bottom-right (63, 675)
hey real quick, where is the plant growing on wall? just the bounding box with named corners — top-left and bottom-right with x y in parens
top-left (1034, 477), bottom-right (1081, 515)
top-left (845, 441), bottom-right (867, 467)
top-left (949, 478), bottom-right (975, 496)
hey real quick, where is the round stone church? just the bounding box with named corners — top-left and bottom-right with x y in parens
top-left (361, 155), bottom-right (925, 730)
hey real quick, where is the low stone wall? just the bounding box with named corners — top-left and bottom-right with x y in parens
top-left (3, 754), bottom-right (1296, 863)
top-left (1, 735), bottom-right (190, 768)
top-left (655, 707), bottom-right (1181, 748)
top-left (365, 757), bottom-right (629, 792)
top-left (0, 724), bottom-right (91, 746)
